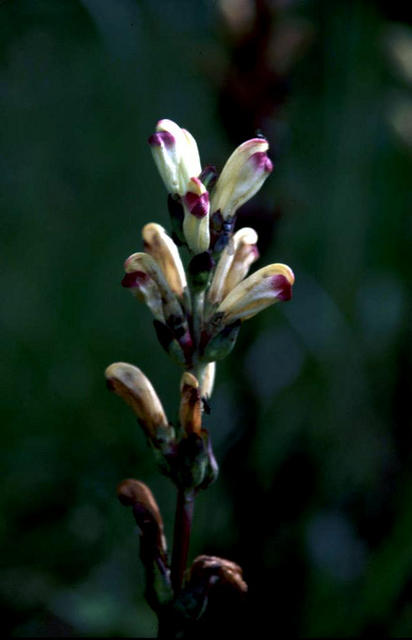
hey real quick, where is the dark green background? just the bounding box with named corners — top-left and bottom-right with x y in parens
top-left (1, 0), bottom-right (411, 636)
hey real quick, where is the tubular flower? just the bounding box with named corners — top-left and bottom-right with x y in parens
top-left (179, 372), bottom-right (202, 435)
top-left (123, 252), bottom-right (186, 329)
top-left (210, 138), bottom-right (273, 220)
top-left (208, 227), bottom-right (259, 305)
top-left (148, 119), bottom-right (201, 196)
top-left (183, 177), bottom-right (210, 254)
top-left (105, 362), bottom-right (173, 445)
top-left (143, 223), bottom-right (187, 298)
top-left (217, 264), bottom-right (295, 324)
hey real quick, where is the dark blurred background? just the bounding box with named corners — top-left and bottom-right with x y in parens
top-left (1, 0), bottom-right (411, 636)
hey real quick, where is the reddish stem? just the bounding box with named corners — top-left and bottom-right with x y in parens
top-left (171, 488), bottom-right (195, 593)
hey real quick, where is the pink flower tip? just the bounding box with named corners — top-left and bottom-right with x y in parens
top-left (271, 274), bottom-right (293, 301)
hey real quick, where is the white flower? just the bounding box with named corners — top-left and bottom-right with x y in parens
top-left (208, 227), bottom-right (259, 304)
top-left (210, 138), bottom-right (273, 220)
top-left (143, 223), bottom-right (187, 298)
top-left (148, 119), bottom-right (202, 196)
top-left (217, 263), bottom-right (295, 323)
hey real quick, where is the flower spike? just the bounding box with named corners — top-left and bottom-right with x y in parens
top-left (217, 263), bottom-right (295, 323)
top-left (210, 138), bottom-right (273, 220)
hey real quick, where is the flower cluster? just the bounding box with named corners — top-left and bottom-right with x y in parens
top-left (106, 119), bottom-right (294, 486)
top-left (121, 119), bottom-right (294, 373)
top-left (105, 120), bottom-right (295, 626)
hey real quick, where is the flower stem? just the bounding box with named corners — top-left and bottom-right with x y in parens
top-left (171, 488), bottom-right (195, 594)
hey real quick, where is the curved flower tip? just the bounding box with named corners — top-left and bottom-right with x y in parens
top-left (124, 251), bottom-right (185, 328)
top-left (148, 119), bottom-right (201, 196)
top-left (105, 362), bottom-right (172, 442)
top-left (121, 265), bottom-right (165, 323)
top-left (117, 479), bottom-right (168, 560)
top-left (190, 555), bottom-right (248, 594)
top-left (142, 222), bottom-right (187, 297)
top-left (217, 263), bottom-right (295, 323)
top-left (210, 137), bottom-right (273, 220)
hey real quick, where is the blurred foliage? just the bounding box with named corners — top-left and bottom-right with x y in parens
top-left (1, 0), bottom-right (411, 636)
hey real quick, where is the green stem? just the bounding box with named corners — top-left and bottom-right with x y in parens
top-left (191, 290), bottom-right (204, 350)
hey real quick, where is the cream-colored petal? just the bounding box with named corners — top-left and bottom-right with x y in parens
top-left (210, 138), bottom-right (272, 219)
top-left (105, 362), bottom-right (170, 440)
top-left (179, 371), bottom-right (202, 435)
top-left (208, 227), bottom-right (258, 304)
top-left (124, 252), bottom-right (184, 322)
top-left (143, 223), bottom-right (187, 297)
top-left (200, 362), bottom-right (216, 399)
top-left (217, 263), bottom-right (294, 323)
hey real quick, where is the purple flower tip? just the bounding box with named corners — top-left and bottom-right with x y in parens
top-left (121, 270), bottom-right (149, 288)
top-left (250, 151), bottom-right (274, 173)
top-left (148, 131), bottom-right (175, 148)
top-left (271, 274), bottom-right (292, 301)
top-left (184, 192), bottom-right (209, 219)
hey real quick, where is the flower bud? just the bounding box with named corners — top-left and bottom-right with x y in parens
top-left (117, 479), bottom-right (164, 536)
top-left (142, 223), bottom-right (187, 298)
top-left (117, 479), bottom-right (172, 610)
top-left (148, 119), bottom-right (201, 196)
top-left (105, 362), bottom-right (173, 445)
top-left (121, 269), bottom-right (165, 322)
top-left (179, 372), bottom-right (202, 435)
top-left (190, 555), bottom-right (247, 593)
top-left (208, 227), bottom-right (259, 305)
top-left (183, 177), bottom-right (210, 254)
top-left (210, 138), bottom-right (273, 219)
top-left (117, 479), bottom-right (166, 553)
top-left (124, 252), bottom-right (187, 331)
top-left (217, 263), bottom-right (295, 323)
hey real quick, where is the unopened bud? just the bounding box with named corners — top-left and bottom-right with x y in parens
top-left (201, 321), bottom-right (241, 362)
top-left (121, 269), bottom-right (165, 322)
top-left (210, 138), bottom-right (273, 220)
top-left (148, 119), bottom-right (201, 196)
top-left (117, 479), bottom-right (172, 610)
top-left (190, 555), bottom-right (247, 594)
top-left (143, 223), bottom-right (187, 298)
top-left (208, 227), bottom-right (259, 305)
top-left (117, 479), bottom-right (166, 550)
top-left (105, 362), bottom-right (173, 446)
top-left (217, 263), bottom-right (294, 323)
top-left (179, 372), bottom-right (202, 435)
top-left (124, 252), bottom-right (187, 330)
top-left (183, 177), bottom-right (210, 254)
